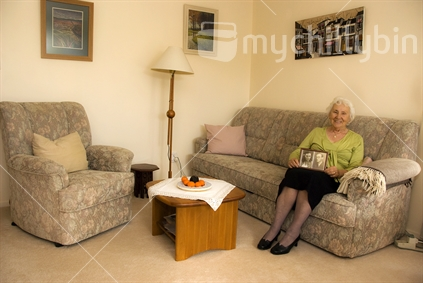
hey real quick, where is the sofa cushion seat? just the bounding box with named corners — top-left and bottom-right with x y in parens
top-left (193, 153), bottom-right (286, 201)
top-left (59, 170), bottom-right (133, 212)
top-left (194, 152), bottom-right (357, 228)
top-left (312, 193), bottom-right (356, 227)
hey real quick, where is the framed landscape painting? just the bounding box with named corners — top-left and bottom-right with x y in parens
top-left (183, 5), bottom-right (218, 55)
top-left (295, 6), bottom-right (364, 60)
top-left (41, 0), bottom-right (94, 61)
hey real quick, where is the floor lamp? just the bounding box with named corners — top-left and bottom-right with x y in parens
top-left (151, 46), bottom-right (194, 178)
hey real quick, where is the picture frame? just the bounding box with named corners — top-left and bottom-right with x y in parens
top-left (183, 4), bottom-right (218, 56)
top-left (295, 6), bottom-right (364, 60)
top-left (41, 0), bottom-right (94, 61)
top-left (299, 148), bottom-right (328, 171)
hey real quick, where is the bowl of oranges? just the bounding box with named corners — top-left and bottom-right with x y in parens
top-left (177, 176), bottom-right (212, 192)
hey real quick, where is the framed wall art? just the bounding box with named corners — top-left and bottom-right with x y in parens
top-left (299, 149), bottom-right (328, 171)
top-left (183, 4), bottom-right (218, 55)
top-left (295, 6), bottom-right (364, 60)
top-left (41, 0), bottom-right (94, 61)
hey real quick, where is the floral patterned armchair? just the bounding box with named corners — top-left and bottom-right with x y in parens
top-left (0, 101), bottom-right (134, 246)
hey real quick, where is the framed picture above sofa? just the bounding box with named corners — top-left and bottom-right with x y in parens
top-left (183, 4), bottom-right (218, 56)
top-left (295, 6), bottom-right (364, 60)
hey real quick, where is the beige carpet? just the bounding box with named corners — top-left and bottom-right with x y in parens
top-left (1, 197), bottom-right (422, 282)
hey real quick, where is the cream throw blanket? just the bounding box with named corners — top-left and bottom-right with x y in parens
top-left (337, 167), bottom-right (386, 196)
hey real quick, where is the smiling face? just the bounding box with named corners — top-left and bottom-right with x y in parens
top-left (329, 103), bottom-right (351, 130)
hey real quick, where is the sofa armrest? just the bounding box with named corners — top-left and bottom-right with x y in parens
top-left (7, 154), bottom-right (69, 189)
top-left (363, 158), bottom-right (421, 184)
top-left (341, 158), bottom-right (420, 202)
top-left (86, 145), bottom-right (134, 172)
top-left (194, 137), bottom-right (208, 153)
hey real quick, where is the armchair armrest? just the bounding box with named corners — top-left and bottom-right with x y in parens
top-left (86, 145), bottom-right (134, 172)
top-left (194, 137), bottom-right (208, 154)
top-left (7, 154), bottom-right (69, 190)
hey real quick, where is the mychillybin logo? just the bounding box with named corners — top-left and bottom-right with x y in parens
top-left (194, 22), bottom-right (417, 63)
top-left (196, 22), bottom-right (238, 62)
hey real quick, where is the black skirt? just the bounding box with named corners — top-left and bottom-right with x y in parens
top-left (278, 168), bottom-right (339, 210)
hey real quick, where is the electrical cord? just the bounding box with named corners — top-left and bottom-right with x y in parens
top-left (174, 156), bottom-right (185, 177)
top-left (167, 146), bottom-right (186, 177)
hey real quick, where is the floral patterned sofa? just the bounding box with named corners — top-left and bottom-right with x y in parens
top-left (191, 107), bottom-right (421, 258)
top-left (0, 101), bottom-right (134, 246)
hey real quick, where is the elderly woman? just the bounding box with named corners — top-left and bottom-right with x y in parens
top-left (257, 97), bottom-right (364, 255)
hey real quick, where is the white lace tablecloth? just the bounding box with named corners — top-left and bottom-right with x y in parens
top-left (148, 178), bottom-right (235, 211)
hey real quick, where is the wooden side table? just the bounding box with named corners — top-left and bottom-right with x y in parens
top-left (131, 164), bottom-right (159, 198)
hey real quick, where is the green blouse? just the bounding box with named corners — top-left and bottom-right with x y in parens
top-left (289, 127), bottom-right (364, 172)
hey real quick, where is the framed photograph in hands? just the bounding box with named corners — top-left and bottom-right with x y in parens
top-left (299, 148), bottom-right (328, 171)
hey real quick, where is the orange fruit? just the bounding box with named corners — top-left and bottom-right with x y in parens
top-left (182, 179), bottom-right (189, 185)
top-left (195, 182), bottom-right (202, 187)
top-left (187, 181), bottom-right (195, 187)
top-left (181, 176), bottom-right (188, 182)
top-left (199, 180), bottom-right (205, 186)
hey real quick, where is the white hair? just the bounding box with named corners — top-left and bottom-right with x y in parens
top-left (326, 96), bottom-right (356, 123)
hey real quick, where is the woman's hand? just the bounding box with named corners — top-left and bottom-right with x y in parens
top-left (325, 166), bottom-right (339, 178)
top-left (288, 158), bottom-right (300, 168)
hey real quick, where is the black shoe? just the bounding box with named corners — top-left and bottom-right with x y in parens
top-left (270, 235), bottom-right (300, 255)
top-left (257, 231), bottom-right (281, 250)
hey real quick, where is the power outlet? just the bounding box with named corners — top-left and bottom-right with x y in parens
top-left (171, 152), bottom-right (178, 163)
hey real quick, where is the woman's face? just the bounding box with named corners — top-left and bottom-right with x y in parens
top-left (329, 103), bottom-right (351, 129)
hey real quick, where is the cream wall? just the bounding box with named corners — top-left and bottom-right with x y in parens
top-left (1, 0), bottom-right (422, 237)
top-left (0, 0), bottom-right (252, 203)
top-left (249, 1), bottom-right (422, 237)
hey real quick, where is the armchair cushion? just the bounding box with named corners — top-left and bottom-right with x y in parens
top-left (32, 132), bottom-right (88, 173)
top-left (60, 170), bottom-right (134, 212)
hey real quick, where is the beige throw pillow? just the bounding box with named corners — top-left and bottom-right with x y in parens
top-left (205, 124), bottom-right (247, 156)
top-left (32, 132), bottom-right (88, 172)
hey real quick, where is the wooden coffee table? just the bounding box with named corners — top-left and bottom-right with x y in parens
top-left (146, 180), bottom-right (245, 261)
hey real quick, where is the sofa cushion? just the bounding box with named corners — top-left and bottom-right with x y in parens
top-left (32, 132), bottom-right (88, 172)
top-left (231, 107), bottom-right (281, 160)
top-left (231, 107), bottom-right (329, 167)
top-left (59, 170), bottom-right (134, 212)
top-left (205, 124), bottom-right (247, 156)
top-left (259, 111), bottom-right (329, 167)
top-left (192, 153), bottom-right (286, 201)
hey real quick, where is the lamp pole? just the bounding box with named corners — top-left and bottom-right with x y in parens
top-left (167, 71), bottom-right (175, 178)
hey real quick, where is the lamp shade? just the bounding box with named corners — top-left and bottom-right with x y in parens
top-left (151, 46), bottom-right (194, 74)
